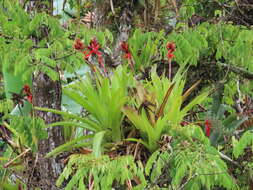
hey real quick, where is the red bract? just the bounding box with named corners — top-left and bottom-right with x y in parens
top-left (84, 38), bottom-right (106, 73)
top-left (23, 84), bottom-right (33, 104)
top-left (166, 42), bottom-right (176, 61)
top-left (23, 84), bottom-right (31, 95)
top-left (205, 120), bottom-right (212, 137)
top-left (120, 41), bottom-right (132, 59)
top-left (87, 38), bottom-right (100, 51)
top-left (26, 94), bottom-right (33, 103)
top-left (166, 42), bottom-right (176, 51)
top-left (167, 52), bottom-right (174, 59)
top-left (120, 41), bottom-right (130, 53)
top-left (73, 39), bottom-right (85, 50)
top-left (120, 41), bottom-right (135, 71)
top-left (125, 53), bottom-right (132, 59)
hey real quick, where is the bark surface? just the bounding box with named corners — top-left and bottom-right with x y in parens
top-left (31, 72), bottom-right (64, 190)
top-left (24, 1), bottom-right (64, 189)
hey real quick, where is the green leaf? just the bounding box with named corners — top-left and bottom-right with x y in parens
top-left (46, 134), bottom-right (93, 158)
top-left (48, 121), bottom-right (97, 132)
top-left (29, 14), bottom-right (42, 32)
top-left (92, 131), bottom-right (106, 157)
top-left (35, 107), bottom-right (101, 131)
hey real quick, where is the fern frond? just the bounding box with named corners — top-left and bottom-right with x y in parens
top-left (57, 154), bottom-right (146, 190)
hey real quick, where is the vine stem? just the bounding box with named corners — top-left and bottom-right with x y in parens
top-left (168, 59), bottom-right (172, 81)
top-left (177, 171), bottom-right (227, 190)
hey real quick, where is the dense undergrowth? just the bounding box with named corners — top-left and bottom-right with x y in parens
top-left (0, 0), bottom-right (253, 189)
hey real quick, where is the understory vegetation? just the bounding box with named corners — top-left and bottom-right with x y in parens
top-left (0, 0), bottom-right (253, 189)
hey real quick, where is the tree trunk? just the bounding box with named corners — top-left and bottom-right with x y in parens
top-left (31, 72), bottom-right (64, 190)
top-left (111, 1), bottom-right (133, 66)
top-left (24, 1), bottom-right (64, 189)
top-left (93, 0), bottom-right (134, 66)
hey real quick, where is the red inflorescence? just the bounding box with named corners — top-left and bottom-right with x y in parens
top-left (23, 84), bottom-right (31, 94)
top-left (73, 38), bottom-right (106, 73)
top-left (166, 42), bottom-right (176, 61)
top-left (166, 42), bottom-right (176, 51)
top-left (204, 120), bottom-right (212, 137)
top-left (84, 38), bottom-right (106, 73)
top-left (23, 84), bottom-right (33, 104)
top-left (120, 41), bottom-right (132, 60)
top-left (84, 38), bottom-right (101, 60)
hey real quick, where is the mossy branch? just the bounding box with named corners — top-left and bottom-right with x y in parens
top-left (220, 63), bottom-right (253, 79)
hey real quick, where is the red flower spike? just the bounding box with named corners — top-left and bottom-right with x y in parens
top-left (120, 41), bottom-right (135, 71)
top-left (121, 41), bottom-right (130, 52)
top-left (166, 42), bottom-right (176, 61)
top-left (23, 84), bottom-right (33, 104)
top-left (120, 41), bottom-right (132, 60)
top-left (205, 120), bottom-right (212, 137)
top-left (74, 39), bottom-right (85, 50)
top-left (167, 52), bottom-right (174, 59)
top-left (125, 53), bottom-right (132, 59)
top-left (88, 38), bottom-right (100, 51)
top-left (23, 84), bottom-right (31, 94)
top-left (83, 38), bottom-right (106, 73)
top-left (166, 42), bottom-right (176, 51)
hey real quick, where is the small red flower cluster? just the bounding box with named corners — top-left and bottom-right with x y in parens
top-left (73, 38), bottom-right (106, 73)
top-left (120, 41), bottom-right (135, 71)
top-left (120, 41), bottom-right (132, 60)
top-left (23, 84), bottom-right (33, 104)
top-left (204, 120), bottom-right (212, 137)
top-left (166, 42), bottom-right (176, 61)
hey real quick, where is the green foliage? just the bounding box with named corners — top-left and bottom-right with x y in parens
top-left (57, 154), bottom-right (146, 190)
top-left (45, 134), bottom-right (93, 158)
top-left (146, 125), bottom-right (237, 190)
top-left (1, 0), bottom-right (115, 86)
top-left (179, 0), bottom-right (230, 19)
top-left (0, 1), bottom-right (83, 82)
top-left (0, 99), bottom-right (13, 115)
top-left (4, 116), bottom-right (48, 152)
top-left (2, 1), bottom-right (253, 189)
top-left (128, 29), bottom-right (164, 71)
top-left (206, 95), bottom-right (248, 146)
top-left (170, 143), bottom-right (236, 189)
top-left (63, 66), bottom-right (132, 142)
top-left (167, 28), bottom-right (208, 66)
top-left (145, 150), bottom-right (171, 184)
top-left (36, 66), bottom-right (133, 157)
top-left (165, 22), bottom-right (253, 74)
top-left (123, 67), bottom-right (208, 152)
top-left (165, 22), bottom-right (253, 101)
top-left (233, 131), bottom-right (253, 159)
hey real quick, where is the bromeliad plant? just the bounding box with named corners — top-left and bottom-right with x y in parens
top-left (205, 99), bottom-right (248, 147)
top-left (123, 67), bottom-right (209, 152)
top-left (36, 66), bottom-right (133, 156)
top-left (63, 66), bottom-right (132, 143)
